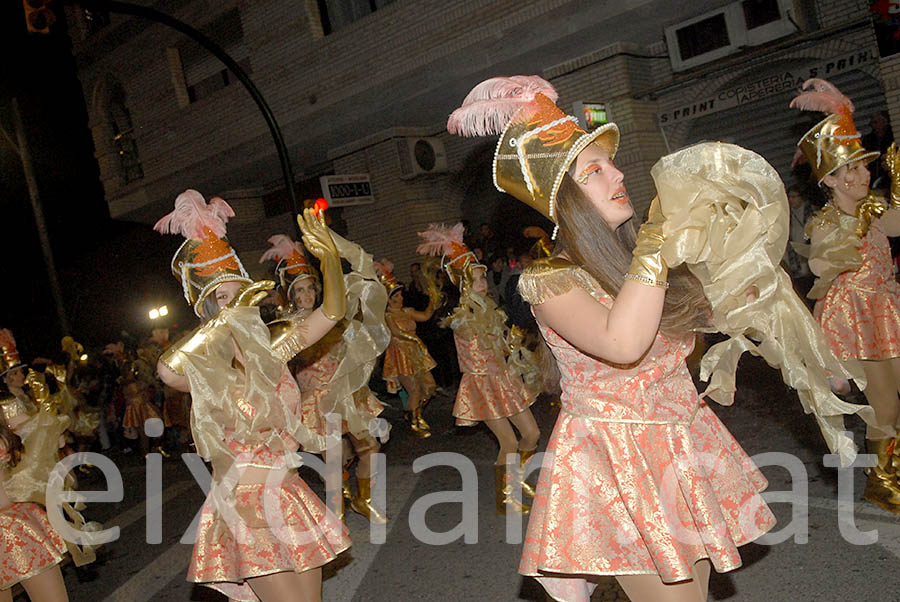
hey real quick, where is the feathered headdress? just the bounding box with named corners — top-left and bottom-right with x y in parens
top-left (154, 189), bottom-right (251, 315)
top-left (416, 223), bottom-right (481, 287)
top-left (790, 78), bottom-right (879, 183)
top-left (0, 328), bottom-right (23, 375)
top-left (260, 234), bottom-right (315, 292)
top-left (447, 75), bottom-right (619, 233)
top-left (373, 259), bottom-right (403, 296)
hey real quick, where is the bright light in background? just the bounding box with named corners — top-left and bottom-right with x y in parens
top-left (149, 304), bottom-right (169, 320)
top-left (79, 354), bottom-right (88, 361)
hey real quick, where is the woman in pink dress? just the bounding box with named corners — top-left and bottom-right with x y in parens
top-left (791, 78), bottom-right (900, 512)
top-left (155, 190), bottom-right (350, 602)
top-left (418, 223), bottom-right (540, 515)
top-left (0, 420), bottom-right (68, 602)
top-left (448, 76), bottom-right (775, 602)
top-left (260, 234), bottom-right (390, 524)
top-left (375, 260), bottom-right (438, 438)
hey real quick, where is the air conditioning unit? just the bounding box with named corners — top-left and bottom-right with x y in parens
top-left (396, 137), bottom-right (448, 179)
top-left (665, 0), bottom-right (796, 72)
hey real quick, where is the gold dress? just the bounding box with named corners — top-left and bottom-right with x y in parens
top-left (382, 307), bottom-right (436, 395)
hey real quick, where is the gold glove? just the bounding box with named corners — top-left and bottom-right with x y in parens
top-left (626, 195), bottom-right (668, 288)
top-left (298, 208), bottom-right (346, 321)
top-left (885, 142), bottom-right (900, 209)
top-left (855, 194), bottom-right (888, 238)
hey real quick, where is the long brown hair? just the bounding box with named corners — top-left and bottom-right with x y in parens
top-left (0, 421), bottom-right (24, 469)
top-left (553, 173), bottom-right (711, 339)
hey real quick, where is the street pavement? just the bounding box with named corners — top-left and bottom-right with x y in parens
top-left (48, 353), bottom-right (900, 602)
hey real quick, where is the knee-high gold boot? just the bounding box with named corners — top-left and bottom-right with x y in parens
top-left (350, 476), bottom-right (389, 524)
top-left (517, 448), bottom-right (537, 499)
top-left (863, 438), bottom-right (900, 513)
top-left (494, 464), bottom-right (530, 515)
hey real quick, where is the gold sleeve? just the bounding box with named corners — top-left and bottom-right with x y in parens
top-left (517, 257), bottom-right (598, 304)
top-left (268, 315), bottom-right (310, 363)
top-left (804, 206), bottom-right (863, 300)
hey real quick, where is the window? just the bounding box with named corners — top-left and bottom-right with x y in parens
top-left (108, 82), bottom-right (143, 184)
top-left (316, 0), bottom-right (396, 35)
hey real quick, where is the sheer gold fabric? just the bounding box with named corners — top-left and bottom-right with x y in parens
top-left (651, 142), bottom-right (873, 466)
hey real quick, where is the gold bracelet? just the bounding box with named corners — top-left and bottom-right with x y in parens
top-left (624, 273), bottom-right (669, 289)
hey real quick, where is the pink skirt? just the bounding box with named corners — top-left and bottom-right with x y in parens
top-left (453, 372), bottom-right (534, 426)
top-left (519, 401), bottom-right (775, 602)
top-left (816, 282), bottom-right (900, 361)
top-left (0, 502), bottom-right (67, 589)
top-left (188, 472), bottom-right (350, 601)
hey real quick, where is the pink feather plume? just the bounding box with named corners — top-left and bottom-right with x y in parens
top-left (447, 75), bottom-right (558, 137)
top-left (373, 259), bottom-right (394, 277)
top-left (260, 234), bottom-right (302, 264)
top-left (0, 329), bottom-right (16, 349)
top-left (416, 222), bottom-right (464, 256)
top-left (789, 78), bottom-right (854, 115)
top-left (153, 189), bottom-right (235, 240)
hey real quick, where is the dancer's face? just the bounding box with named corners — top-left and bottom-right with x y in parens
top-left (824, 160), bottom-right (871, 208)
top-left (572, 144), bottom-right (633, 229)
top-left (214, 281), bottom-right (243, 309)
top-left (388, 291), bottom-right (403, 310)
top-left (291, 278), bottom-right (317, 310)
top-left (471, 267), bottom-right (488, 295)
top-left (3, 366), bottom-right (26, 390)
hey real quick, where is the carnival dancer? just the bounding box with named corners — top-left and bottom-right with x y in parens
top-left (448, 76), bottom-right (779, 602)
top-left (154, 190), bottom-right (350, 602)
top-left (791, 78), bottom-right (900, 512)
top-left (0, 331), bottom-right (99, 570)
top-left (260, 233), bottom-right (390, 523)
top-left (374, 260), bottom-right (439, 438)
top-left (417, 223), bottom-right (541, 514)
top-left (0, 420), bottom-right (69, 602)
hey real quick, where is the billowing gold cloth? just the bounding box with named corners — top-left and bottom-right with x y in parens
top-left (652, 142), bottom-right (873, 465)
top-left (182, 306), bottom-right (319, 467)
top-left (313, 233), bottom-right (391, 443)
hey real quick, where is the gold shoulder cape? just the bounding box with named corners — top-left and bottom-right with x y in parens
top-left (311, 232), bottom-right (391, 443)
top-left (652, 142), bottom-right (872, 466)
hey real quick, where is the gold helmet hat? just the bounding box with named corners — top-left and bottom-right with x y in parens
top-left (448, 76), bottom-right (619, 234)
top-left (154, 189), bottom-right (252, 317)
top-left (790, 78), bottom-right (880, 184)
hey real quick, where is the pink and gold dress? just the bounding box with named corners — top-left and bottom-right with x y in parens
top-left (0, 440), bottom-right (67, 591)
top-left (382, 307), bottom-right (436, 396)
top-left (294, 327), bottom-right (384, 452)
top-left (814, 218), bottom-right (900, 361)
top-left (173, 307), bottom-right (350, 602)
top-left (450, 300), bottom-right (535, 426)
top-left (517, 261), bottom-right (775, 602)
top-left (122, 396), bottom-right (162, 439)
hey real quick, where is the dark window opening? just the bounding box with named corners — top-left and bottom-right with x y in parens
top-left (316, 0), bottom-right (396, 35)
top-left (676, 13), bottom-right (730, 60)
top-left (742, 0), bottom-right (781, 30)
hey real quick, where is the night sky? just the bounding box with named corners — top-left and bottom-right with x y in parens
top-left (1, 2), bottom-right (188, 360)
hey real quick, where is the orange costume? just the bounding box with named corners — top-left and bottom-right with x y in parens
top-left (812, 216), bottom-right (900, 361)
top-left (382, 307), bottom-right (436, 396)
top-left (0, 439), bottom-right (67, 592)
top-left (451, 308), bottom-right (534, 426)
top-left (517, 264), bottom-right (775, 600)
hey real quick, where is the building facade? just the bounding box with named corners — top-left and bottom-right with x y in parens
top-left (67, 0), bottom-right (899, 279)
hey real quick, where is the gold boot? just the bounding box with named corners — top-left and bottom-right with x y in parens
top-left (517, 448), bottom-right (537, 499)
top-left (892, 436), bottom-right (900, 473)
top-left (494, 464), bottom-right (530, 515)
top-left (410, 408), bottom-right (431, 438)
top-left (863, 438), bottom-right (900, 513)
top-left (350, 476), bottom-right (389, 524)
